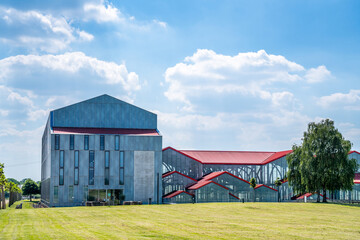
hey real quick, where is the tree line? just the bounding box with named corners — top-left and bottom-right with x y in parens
top-left (0, 163), bottom-right (40, 209)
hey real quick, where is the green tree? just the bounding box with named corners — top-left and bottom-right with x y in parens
top-left (249, 177), bottom-right (256, 202)
top-left (274, 178), bottom-right (282, 202)
top-left (287, 119), bottom-right (358, 202)
top-left (7, 181), bottom-right (21, 207)
top-left (22, 179), bottom-right (39, 201)
top-left (7, 178), bottom-right (20, 185)
top-left (0, 163), bottom-right (7, 209)
top-left (20, 178), bottom-right (31, 185)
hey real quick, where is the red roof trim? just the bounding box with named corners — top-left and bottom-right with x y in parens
top-left (349, 150), bottom-right (360, 155)
top-left (163, 190), bottom-right (194, 199)
top-left (229, 193), bottom-right (240, 200)
top-left (162, 146), bottom-right (203, 164)
top-left (163, 146), bottom-right (292, 165)
top-left (203, 171), bottom-right (250, 184)
top-left (52, 127), bottom-right (159, 136)
top-left (254, 184), bottom-right (278, 191)
top-left (162, 171), bottom-right (197, 182)
top-left (187, 180), bottom-right (229, 190)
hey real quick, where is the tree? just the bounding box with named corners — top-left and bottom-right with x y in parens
top-left (274, 178), bottom-right (282, 202)
top-left (20, 178), bottom-right (31, 185)
top-left (7, 181), bottom-right (21, 207)
top-left (22, 179), bottom-right (39, 202)
top-left (287, 119), bottom-right (358, 202)
top-left (249, 177), bottom-right (256, 202)
top-left (7, 178), bottom-right (20, 185)
top-left (0, 163), bottom-right (7, 209)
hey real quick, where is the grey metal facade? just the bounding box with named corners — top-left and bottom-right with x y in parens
top-left (41, 95), bottom-right (162, 207)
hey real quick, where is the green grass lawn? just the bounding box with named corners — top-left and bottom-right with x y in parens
top-left (1, 202), bottom-right (360, 239)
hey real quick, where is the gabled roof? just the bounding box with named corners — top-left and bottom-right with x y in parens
top-left (163, 190), bottom-right (194, 199)
top-left (51, 94), bottom-right (157, 129)
top-left (162, 171), bottom-right (197, 182)
top-left (163, 146), bottom-right (291, 165)
top-left (354, 173), bottom-right (360, 184)
top-left (202, 171), bottom-right (250, 184)
top-left (254, 184), bottom-right (277, 191)
top-left (229, 193), bottom-right (240, 200)
top-left (187, 180), bottom-right (229, 190)
top-left (52, 127), bottom-right (159, 136)
top-left (349, 150), bottom-right (360, 155)
top-left (297, 193), bottom-right (328, 200)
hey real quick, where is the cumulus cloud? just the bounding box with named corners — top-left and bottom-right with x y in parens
top-left (0, 52), bottom-right (141, 92)
top-left (83, 1), bottom-right (122, 23)
top-left (0, 7), bottom-right (94, 53)
top-left (305, 65), bottom-right (332, 83)
top-left (318, 89), bottom-right (360, 110)
top-left (164, 49), bottom-right (311, 110)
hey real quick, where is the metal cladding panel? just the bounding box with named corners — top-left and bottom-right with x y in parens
top-left (51, 94), bottom-right (157, 129)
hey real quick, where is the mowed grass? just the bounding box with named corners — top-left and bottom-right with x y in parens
top-left (1, 202), bottom-right (360, 239)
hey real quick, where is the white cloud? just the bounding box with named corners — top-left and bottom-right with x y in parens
top-left (164, 49), bottom-right (308, 110)
top-left (0, 52), bottom-right (141, 92)
top-left (318, 89), bottom-right (360, 109)
top-left (83, 1), bottom-right (122, 23)
top-left (0, 7), bottom-right (93, 53)
top-left (305, 65), bottom-right (332, 83)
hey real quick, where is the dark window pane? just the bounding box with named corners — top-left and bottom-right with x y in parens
top-left (59, 168), bottom-right (64, 185)
top-left (89, 151), bottom-right (94, 168)
top-left (74, 151), bottom-right (79, 168)
top-left (60, 151), bottom-right (64, 168)
top-left (55, 134), bottom-right (60, 150)
top-left (105, 151), bottom-right (110, 168)
top-left (89, 169), bottom-right (94, 185)
top-left (119, 168), bottom-right (124, 185)
top-left (105, 168), bottom-right (109, 185)
top-left (100, 135), bottom-right (105, 150)
top-left (120, 151), bottom-right (124, 168)
top-left (115, 135), bottom-right (119, 150)
top-left (70, 134), bottom-right (74, 150)
top-left (74, 168), bottom-right (79, 185)
top-left (84, 135), bottom-right (89, 150)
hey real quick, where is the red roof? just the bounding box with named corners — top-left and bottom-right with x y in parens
top-left (187, 180), bottom-right (229, 190)
top-left (229, 193), bottom-right (240, 200)
top-left (354, 173), bottom-right (360, 184)
top-left (254, 184), bottom-right (278, 191)
top-left (297, 193), bottom-right (329, 200)
top-left (349, 150), bottom-right (360, 155)
top-left (163, 190), bottom-right (194, 199)
top-left (162, 171), bottom-right (197, 182)
top-left (52, 127), bottom-right (159, 136)
top-left (202, 171), bottom-right (249, 184)
top-left (163, 147), bottom-right (291, 165)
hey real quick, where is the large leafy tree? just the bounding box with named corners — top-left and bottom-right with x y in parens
top-left (287, 119), bottom-right (358, 202)
top-left (22, 179), bottom-right (40, 202)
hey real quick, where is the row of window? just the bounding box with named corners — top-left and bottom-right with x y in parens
top-left (55, 134), bottom-right (121, 151)
top-left (59, 150), bottom-right (124, 186)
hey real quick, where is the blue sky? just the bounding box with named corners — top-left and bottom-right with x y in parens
top-left (0, 0), bottom-right (359, 181)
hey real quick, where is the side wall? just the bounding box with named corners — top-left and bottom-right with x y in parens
top-left (49, 134), bottom-right (162, 207)
top-left (41, 117), bottom-right (51, 205)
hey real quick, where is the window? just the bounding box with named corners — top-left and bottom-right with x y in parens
top-left (84, 135), bottom-right (89, 150)
top-left (100, 135), bottom-right (105, 150)
top-left (74, 151), bottom-right (79, 185)
top-left (70, 134), bottom-right (74, 150)
top-left (59, 150), bottom-right (64, 185)
top-left (55, 134), bottom-right (60, 150)
top-left (105, 151), bottom-right (110, 185)
top-left (119, 151), bottom-right (124, 185)
top-left (89, 151), bottom-right (95, 185)
top-left (69, 185), bottom-right (74, 202)
top-left (54, 186), bottom-right (59, 203)
top-left (115, 135), bottom-right (120, 150)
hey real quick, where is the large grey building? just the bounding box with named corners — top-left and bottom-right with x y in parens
top-left (41, 95), bottom-right (162, 207)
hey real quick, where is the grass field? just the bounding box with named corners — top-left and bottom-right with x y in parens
top-left (1, 201), bottom-right (360, 239)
